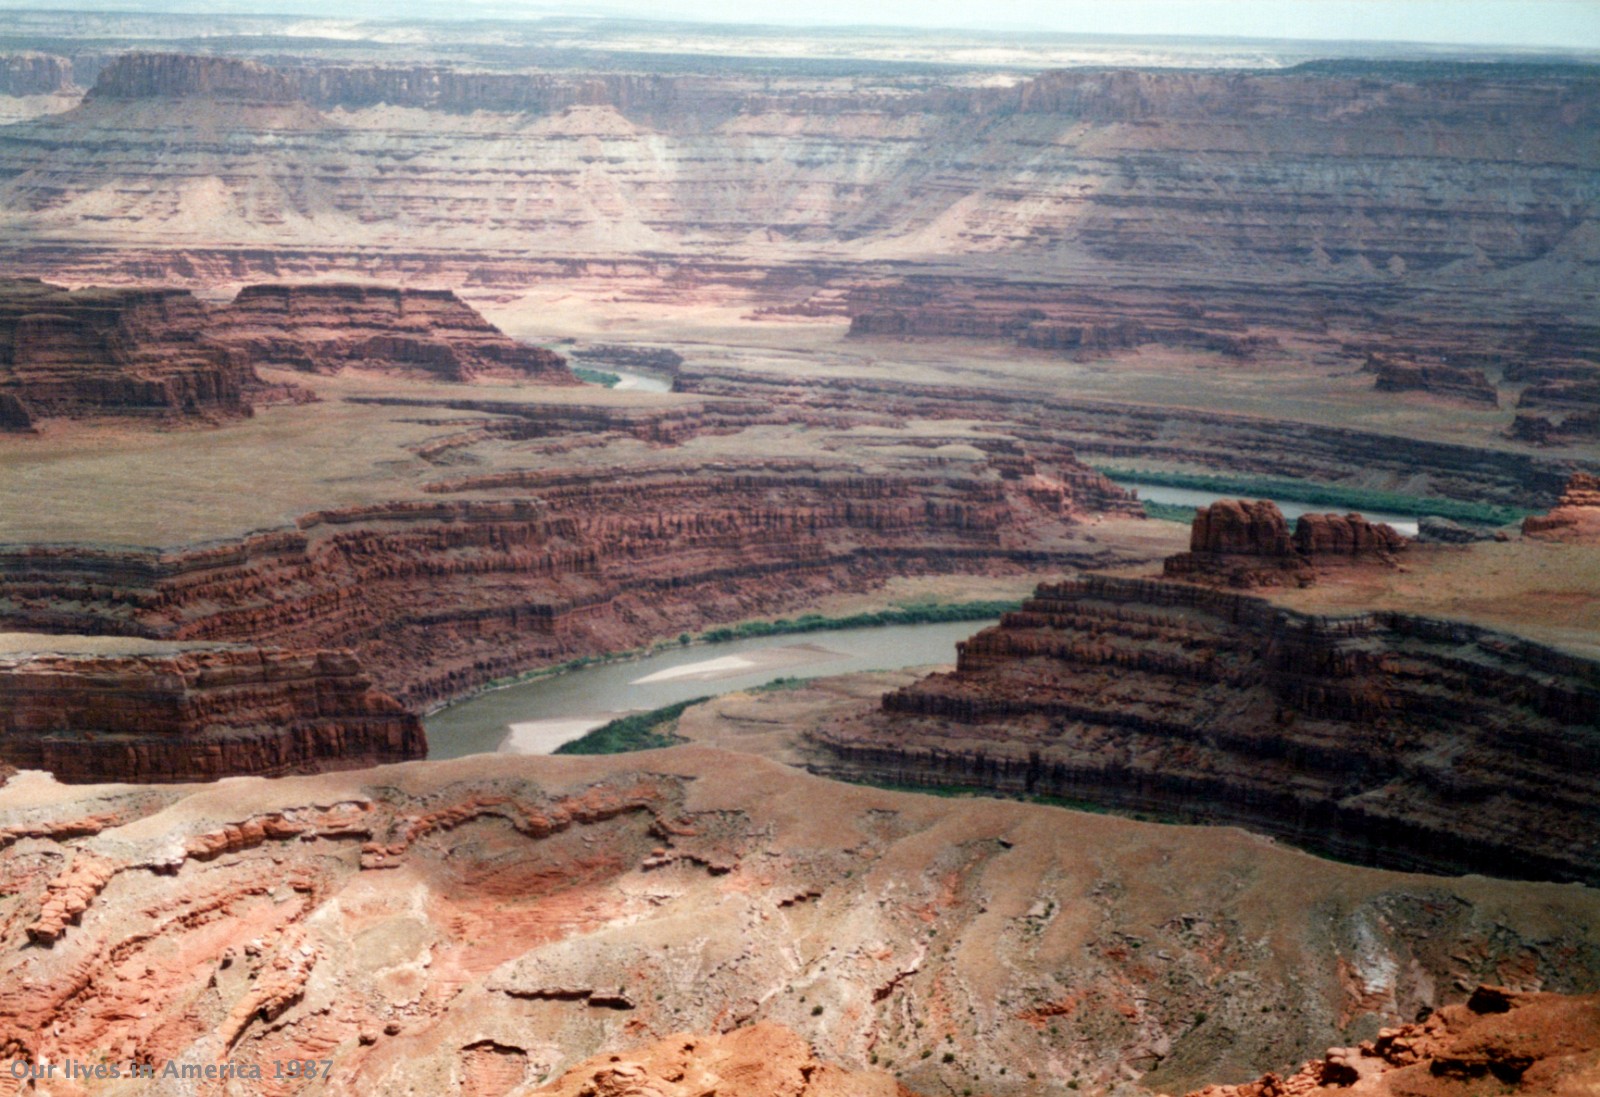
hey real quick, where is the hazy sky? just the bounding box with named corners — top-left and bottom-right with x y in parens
top-left (624, 0), bottom-right (1599, 48)
top-left (2, 0), bottom-right (1597, 50)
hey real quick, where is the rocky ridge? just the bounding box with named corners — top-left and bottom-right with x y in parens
top-left (1180, 986), bottom-right (1600, 1097)
top-left (210, 283), bottom-right (573, 383)
top-left (0, 639), bottom-right (423, 783)
top-left (0, 279), bottom-right (256, 427)
top-left (1365, 353), bottom-right (1499, 406)
top-left (0, 455), bottom-right (1125, 714)
top-left (1163, 500), bottom-right (1407, 587)
top-left (0, 749), bottom-right (1596, 1096)
top-left (809, 571), bottom-right (1600, 884)
top-left (0, 278), bottom-right (574, 428)
top-left (1522, 471), bottom-right (1600, 542)
top-left (675, 365), bottom-right (1589, 509)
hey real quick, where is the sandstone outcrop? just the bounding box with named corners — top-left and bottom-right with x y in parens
top-left (0, 277), bottom-right (575, 427)
top-left (0, 639), bottom-right (424, 783)
top-left (812, 574), bottom-right (1600, 884)
top-left (211, 283), bottom-right (574, 383)
top-left (1509, 409), bottom-right (1600, 446)
top-left (1522, 472), bottom-right (1600, 542)
top-left (1366, 353), bottom-right (1498, 406)
top-left (532, 1023), bottom-right (915, 1097)
top-left (1163, 501), bottom-right (1406, 586)
top-left (0, 279), bottom-right (255, 426)
top-left (1181, 986), bottom-right (1600, 1097)
top-left (0, 455), bottom-right (1125, 710)
top-left (1, 749), bottom-right (1597, 1096)
top-left (88, 52), bottom-right (298, 103)
top-left (1509, 358), bottom-right (1600, 413)
top-left (0, 53), bottom-right (74, 96)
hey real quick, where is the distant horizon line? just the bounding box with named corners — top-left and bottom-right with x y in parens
top-left (1, 2), bottom-right (1598, 56)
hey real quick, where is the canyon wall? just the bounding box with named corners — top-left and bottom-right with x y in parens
top-left (0, 53), bottom-right (74, 96)
top-left (211, 283), bottom-right (573, 382)
top-left (1522, 471), bottom-right (1600, 541)
top-left (0, 277), bottom-right (574, 427)
top-left (0, 457), bottom-right (1125, 712)
top-left (675, 365), bottom-right (1590, 507)
top-left (0, 279), bottom-right (255, 426)
top-left (809, 574), bottom-right (1600, 885)
top-left (0, 55), bottom-right (1592, 303)
top-left (88, 52), bottom-right (297, 103)
top-left (0, 642), bottom-right (423, 783)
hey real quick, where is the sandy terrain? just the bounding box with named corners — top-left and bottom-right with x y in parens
top-left (501, 715), bottom-right (629, 754)
top-left (631, 643), bottom-right (845, 684)
top-left (1, 746), bottom-right (1596, 1096)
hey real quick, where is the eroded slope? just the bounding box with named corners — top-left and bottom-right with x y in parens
top-left (2, 748), bottom-right (1598, 1096)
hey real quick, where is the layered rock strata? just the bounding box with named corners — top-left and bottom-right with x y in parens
top-left (211, 283), bottom-right (573, 382)
top-left (1509, 408), bottom-right (1600, 446)
top-left (843, 279), bottom-right (1595, 404)
top-left (0, 749), bottom-right (1596, 1096)
top-left (849, 303), bottom-right (1279, 362)
top-left (1366, 353), bottom-right (1498, 406)
top-left (5, 55), bottom-right (1586, 280)
top-left (87, 52), bottom-right (297, 103)
top-left (0, 458), bottom-right (1126, 711)
top-left (0, 278), bottom-right (574, 427)
top-left (1522, 472), bottom-right (1600, 542)
top-left (1, 56), bottom-right (1594, 371)
top-left (0, 279), bottom-right (255, 426)
top-left (812, 574), bottom-right (1600, 884)
top-left (1163, 500), bottom-right (1406, 586)
top-left (0, 640), bottom-right (424, 782)
top-left (676, 366), bottom-right (1590, 508)
top-left (0, 53), bottom-right (74, 96)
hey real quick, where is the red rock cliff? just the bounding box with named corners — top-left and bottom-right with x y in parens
top-left (811, 574), bottom-right (1600, 884)
top-left (0, 457), bottom-right (1120, 711)
top-left (0, 640), bottom-right (424, 783)
top-left (1522, 472), bottom-right (1600, 542)
top-left (212, 283), bottom-right (574, 383)
top-left (1164, 500), bottom-right (1406, 586)
top-left (88, 52), bottom-right (298, 103)
top-left (0, 53), bottom-right (74, 96)
top-left (0, 279), bottom-right (255, 426)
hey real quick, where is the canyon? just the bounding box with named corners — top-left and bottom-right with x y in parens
top-left (0, 276), bottom-right (1148, 779)
top-left (0, 47), bottom-right (1594, 477)
top-left (0, 13), bottom-right (1595, 1097)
